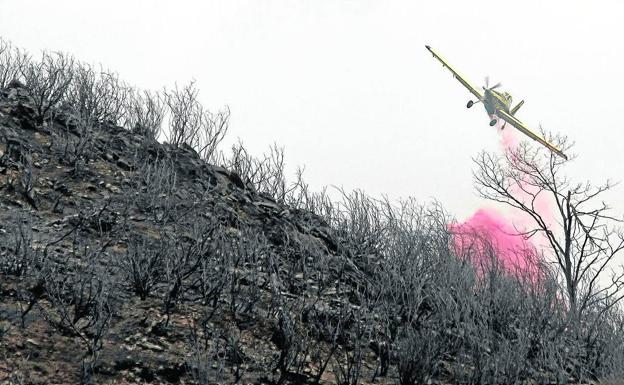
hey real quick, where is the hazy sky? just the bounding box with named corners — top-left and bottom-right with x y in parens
top-left (1, 0), bottom-right (623, 221)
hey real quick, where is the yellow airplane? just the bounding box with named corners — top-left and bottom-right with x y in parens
top-left (425, 45), bottom-right (568, 160)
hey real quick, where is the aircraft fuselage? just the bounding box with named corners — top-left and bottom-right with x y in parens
top-left (483, 89), bottom-right (512, 116)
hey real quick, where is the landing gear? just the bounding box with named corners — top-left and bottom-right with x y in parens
top-left (467, 100), bottom-right (474, 108)
top-left (489, 119), bottom-right (497, 126)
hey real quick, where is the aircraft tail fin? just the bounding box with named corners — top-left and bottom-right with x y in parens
top-left (511, 100), bottom-right (524, 115)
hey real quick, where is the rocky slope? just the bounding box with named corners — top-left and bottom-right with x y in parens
top-left (0, 81), bottom-right (377, 384)
top-left (1, 77), bottom-right (620, 385)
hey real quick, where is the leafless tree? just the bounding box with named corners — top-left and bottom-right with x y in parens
top-left (66, 62), bottom-right (129, 128)
top-left (160, 219), bottom-right (217, 327)
top-left (21, 50), bottom-right (75, 123)
top-left (162, 81), bottom-right (229, 161)
top-left (217, 141), bottom-right (293, 199)
top-left (118, 236), bottom-right (164, 300)
top-left (259, 144), bottom-right (287, 200)
top-left (270, 305), bottom-right (311, 384)
top-left (186, 320), bottom-right (228, 384)
top-left (123, 88), bottom-right (165, 139)
top-left (297, 185), bottom-right (339, 226)
top-left (0, 38), bottom-right (30, 88)
top-left (197, 106), bottom-right (230, 162)
top-left (332, 189), bottom-right (388, 264)
top-left (42, 242), bottom-right (114, 379)
top-left (133, 155), bottom-right (178, 223)
top-left (1, 216), bottom-right (36, 277)
top-left (332, 303), bottom-right (371, 385)
top-left (473, 135), bottom-right (624, 323)
top-left (0, 216), bottom-right (49, 328)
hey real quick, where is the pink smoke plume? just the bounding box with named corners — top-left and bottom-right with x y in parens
top-left (450, 208), bottom-right (540, 279)
top-left (451, 119), bottom-right (551, 280)
top-left (499, 123), bottom-right (520, 150)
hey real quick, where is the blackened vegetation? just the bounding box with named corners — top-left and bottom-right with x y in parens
top-left (0, 37), bottom-right (623, 385)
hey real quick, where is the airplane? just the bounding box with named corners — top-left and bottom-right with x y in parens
top-left (425, 45), bottom-right (568, 160)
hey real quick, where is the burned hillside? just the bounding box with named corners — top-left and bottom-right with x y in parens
top-left (1, 40), bottom-right (623, 385)
top-left (0, 79), bottom-right (352, 384)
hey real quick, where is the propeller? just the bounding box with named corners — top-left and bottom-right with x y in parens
top-left (484, 76), bottom-right (502, 90)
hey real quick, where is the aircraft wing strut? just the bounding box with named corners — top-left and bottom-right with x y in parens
top-left (425, 45), bottom-right (484, 102)
top-left (497, 110), bottom-right (568, 160)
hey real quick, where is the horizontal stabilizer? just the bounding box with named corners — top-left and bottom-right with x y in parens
top-left (510, 100), bottom-right (524, 115)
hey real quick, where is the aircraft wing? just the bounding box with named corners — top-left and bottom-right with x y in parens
top-left (497, 109), bottom-right (568, 160)
top-left (425, 45), bottom-right (484, 101)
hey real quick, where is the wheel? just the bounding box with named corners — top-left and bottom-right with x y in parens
top-left (489, 119), bottom-right (497, 126)
top-left (467, 100), bottom-right (474, 108)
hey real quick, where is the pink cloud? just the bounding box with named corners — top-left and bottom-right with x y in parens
top-left (450, 208), bottom-right (540, 279)
top-left (450, 120), bottom-right (551, 281)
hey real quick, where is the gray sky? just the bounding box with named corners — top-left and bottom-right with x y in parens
top-left (1, 0), bottom-right (623, 221)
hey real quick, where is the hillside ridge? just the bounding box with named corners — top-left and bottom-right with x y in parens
top-left (1, 48), bottom-right (623, 384)
top-left (0, 80), bottom-right (360, 384)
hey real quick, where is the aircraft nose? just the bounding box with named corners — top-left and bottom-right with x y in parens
top-left (425, 45), bottom-right (431, 50)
